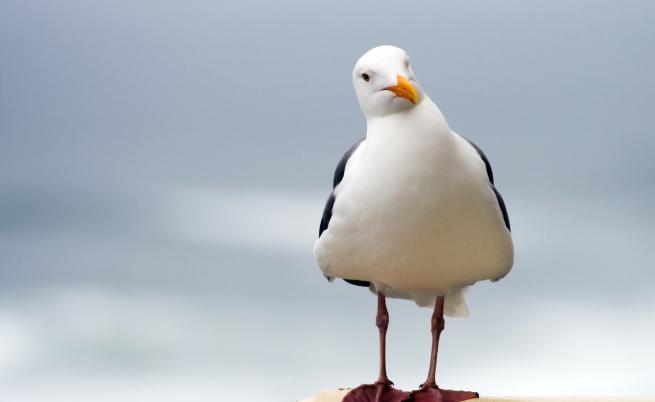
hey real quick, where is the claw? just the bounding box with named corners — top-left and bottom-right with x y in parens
top-left (343, 383), bottom-right (410, 402)
top-left (410, 386), bottom-right (478, 402)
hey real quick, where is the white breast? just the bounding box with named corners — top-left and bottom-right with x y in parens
top-left (314, 98), bottom-right (513, 295)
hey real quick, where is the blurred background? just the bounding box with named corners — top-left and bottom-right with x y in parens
top-left (1, 1), bottom-right (654, 401)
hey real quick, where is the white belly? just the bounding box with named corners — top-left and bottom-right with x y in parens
top-left (315, 124), bottom-right (513, 293)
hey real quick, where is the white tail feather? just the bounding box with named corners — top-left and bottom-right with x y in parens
top-left (444, 287), bottom-right (469, 318)
top-left (369, 284), bottom-right (470, 318)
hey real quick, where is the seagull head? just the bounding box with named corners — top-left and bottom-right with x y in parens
top-left (352, 45), bottom-right (423, 119)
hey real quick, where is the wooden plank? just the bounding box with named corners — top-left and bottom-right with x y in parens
top-left (299, 389), bottom-right (655, 402)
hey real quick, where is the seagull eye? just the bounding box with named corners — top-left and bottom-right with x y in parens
top-left (361, 73), bottom-right (370, 82)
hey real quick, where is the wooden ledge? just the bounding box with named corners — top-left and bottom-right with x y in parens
top-left (299, 389), bottom-right (654, 402)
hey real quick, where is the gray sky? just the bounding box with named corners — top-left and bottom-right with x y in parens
top-left (1, 1), bottom-right (654, 401)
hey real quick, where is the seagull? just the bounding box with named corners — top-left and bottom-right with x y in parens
top-left (314, 46), bottom-right (514, 402)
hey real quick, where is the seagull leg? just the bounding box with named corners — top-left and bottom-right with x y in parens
top-left (422, 295), bottom-right (445, 389)
top-left (410, 296), bottom-right (479, 402)
top-left (375, 291), bottom-right (391, 385)
top-left (343, 291), bottom-right (410, 402)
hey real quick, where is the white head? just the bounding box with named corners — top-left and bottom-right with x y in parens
top-left (352, 45), bottom-right (424, 119)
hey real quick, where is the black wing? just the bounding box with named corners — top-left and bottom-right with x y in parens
top-left (319, 138), bottom-right (369, 287)
top-left (465, 138), bottom-right (511, 232)
top-left (318, 138), bottom-right (364, 237)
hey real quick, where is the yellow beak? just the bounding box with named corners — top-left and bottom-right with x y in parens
top-left (385, 75), bottom-right (419, 105)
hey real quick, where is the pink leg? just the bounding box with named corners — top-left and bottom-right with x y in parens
top-left (343, 292), bottom-right (410, 402)
top-left (410, 297), bottom-right (479, 402)
top-left (376, 291), bottom-right (391, 385)
top-left (422, 295), bottom-right (445, 388)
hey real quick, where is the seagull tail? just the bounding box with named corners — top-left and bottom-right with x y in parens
top-left (443, 287), bottom-right (469, 318)
top-left (376, 286), bottom-right (470, 318)
top-left (412, 287), bottom-right (469, 317)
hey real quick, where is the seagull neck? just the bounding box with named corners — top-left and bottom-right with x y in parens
top-left (365, 96), bottom-right (450, 138)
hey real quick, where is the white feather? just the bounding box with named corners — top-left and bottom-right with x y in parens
top-left (314, 46), bottom-right (513, 317)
